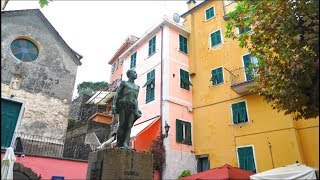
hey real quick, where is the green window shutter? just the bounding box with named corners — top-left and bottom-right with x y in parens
top-left (217, 67), bottom-right (223, 84)
top-left (206, 7), bottom-right (214, 20)
top-left (238, 147), bottom-right (247, 170)
top-left (216, 30), bottom-right (221, 44)
top-left (232, 103), bottom-right (239, 124)
top-left (211, 68), bottom-right (223, 85)
top-left (211, 7), bottom-right (215, 18)
top-left (152, 36), bottom-right (156, 54)
top-left (180, 69), bottom-right (184, 88)
top-left (205, 9), bottom-right (210, 20)
top-left (179, 35), bottom-right (188, 54)
top-left (179, 35), bottom-right (183, 52)
top-left (246, 147), bottom-right (256, 172)
top-left (146, 70), bottom-right (155, 103)
top-left (238, 101), bottom-right (248, 123)
top-left (211, 69), bottom-right (217, 85)
top-left (186, 122), bottom-right (192, 145)
top-left (211, 30), bottom-right (221, 47)
top-left (180, 69), bottom-right (192, 90)
top-left (176, 120), bottom-right (183, 142)
top-left (149, 36), bottom-right (156, 56)
top-left (184, 37), bottom-right (188, 54)
top-left (238, 147), bottom-right (256, 172)
top-left (243, 54), bottom-right (253, 81)
top-left (130, 52), bottom-right (137, 68)
top-left (148, 36), bottom-right (156, 55)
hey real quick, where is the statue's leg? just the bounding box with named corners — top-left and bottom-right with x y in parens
top-left (116, 109), bottom-right (126, 147)
top-left (123, 113), bottom-right (135, 149)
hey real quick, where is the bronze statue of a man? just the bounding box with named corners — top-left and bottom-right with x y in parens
top-left (112, 68), bottom-right (142, 150)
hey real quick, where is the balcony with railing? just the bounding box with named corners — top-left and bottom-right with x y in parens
top-left (7, 132), bottom-right (65, 158)
top-left (225, 67), bottom-right (257, 94)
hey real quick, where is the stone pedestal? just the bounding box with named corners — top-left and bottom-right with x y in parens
top-left (86, 148), bottom-right (153, 180)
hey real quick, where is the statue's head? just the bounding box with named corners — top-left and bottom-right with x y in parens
top-left (127, 68), bottom-right (137, 80)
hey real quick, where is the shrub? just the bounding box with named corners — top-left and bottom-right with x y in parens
top-left (178, 170), bottom-right (191, 178)
top-left (149, 135), bottom-right (165, 172)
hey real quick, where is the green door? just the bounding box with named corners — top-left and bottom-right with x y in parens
top-left (1, 98), bottom-right (22, 148)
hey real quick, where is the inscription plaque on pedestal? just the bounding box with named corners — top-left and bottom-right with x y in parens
top-left (90, 160), bottom-right (102, 180)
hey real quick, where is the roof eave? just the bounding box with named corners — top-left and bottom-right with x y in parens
top-left (180, 0), bottom-right (210, 17)
top-left (119, 17), bottom-right (190, 60)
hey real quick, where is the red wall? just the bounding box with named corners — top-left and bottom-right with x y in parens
top-left (1, 153), bottom-right (88, 179)
top-left (134, 119), bottom-right (161, 152)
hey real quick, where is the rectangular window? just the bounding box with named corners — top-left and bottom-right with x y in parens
top-left (180, 69), bottom-right (193, 90)
top-left (205, 6), bottom-right (215, 20)
top-left (197, 155), bottom-right (210, 173)
top-left (237, 146), bottom-right (256, 173)
top-left (210, 30), bottom-right (222, 47)
top-left (130, 52), bottom-right (137, 68)
top-left (148, 36), bottom-right (156, 56)
top-left (243, 54), bottom-right (258, 81)
top-left (210, 67), bottom-right (224, 85)
top-left (143, 69), bottom-right (155, 103)
top-left (115, 60), bottom-right (119, 70)
top-left (179, 34), bottom-right (188, 54)
top-left (232, 101), bottom-right (248, 124)
top-left (111, 64), bottom-right (115, 73)
top-left (239, 26), bottom-right (251, 35)
top-left (176, 119), bottom-right (192, 145)
top-left (238, 18), bottom-right (251, 35)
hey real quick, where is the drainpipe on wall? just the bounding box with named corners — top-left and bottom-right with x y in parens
top-left (160, 25), bottom-right (164, 137)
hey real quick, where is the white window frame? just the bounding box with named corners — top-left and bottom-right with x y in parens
top-left (236, 145), bottom-right (258, 173)
top-left (205, 5), bottom-right (216, 22)
top-left (209, 29), bottom-right (223, 48)
top-left (148, 35), bottom-right (157, 57)
top-left (176, 119), bottom-right (192, 144)
top-left (179, 68), bottom-right (191, 91)
top-left (210, 66), bottom-right (225, 87)
top-left (230, 100), bottom-right (250, 125)
top-left (178, 34), bottom-right (189, 55)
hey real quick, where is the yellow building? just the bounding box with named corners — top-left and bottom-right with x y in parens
top-left (181, 0), bottom-right (319, 173)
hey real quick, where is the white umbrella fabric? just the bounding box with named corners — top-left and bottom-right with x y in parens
top-left (250, 163), bottom-right (318, 180)
top-left (1, 147), bottom-right (16, 180)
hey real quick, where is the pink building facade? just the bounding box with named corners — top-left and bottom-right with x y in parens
top-left (118, 17), bottom-right (196, 179)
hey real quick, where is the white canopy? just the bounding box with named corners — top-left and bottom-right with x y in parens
top-left (250, 163), bottom-right (318, 180)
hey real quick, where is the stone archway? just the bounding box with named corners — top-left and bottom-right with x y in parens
top-left (13, 162), bottom-right (39, 180)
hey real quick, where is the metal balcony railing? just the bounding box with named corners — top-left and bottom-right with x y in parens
top-left (11, 132), bottom-right (65, 158)
top-left (225, 67), bottom-right (258, 93)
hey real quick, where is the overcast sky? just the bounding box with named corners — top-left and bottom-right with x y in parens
top-left (5, 1), bottom-right (190, 98)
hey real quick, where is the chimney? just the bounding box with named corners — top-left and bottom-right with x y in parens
top-left (187, 0), bottom-right (196, 9)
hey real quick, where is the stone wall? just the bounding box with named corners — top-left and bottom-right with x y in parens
top-left (68, 94), bottom-right (91, 122)
top-left (1, 9), bottom-right (80, 140)
top-left (1, 84), bottom-right (69, 139)
top-left (1, 10), bottom-right (79, 102)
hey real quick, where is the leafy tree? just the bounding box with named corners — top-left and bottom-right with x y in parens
top-left (39, 0), bottom-right (50, 8)
top-left (77, 81), bottom-right (109, 96)
top-left (225, 0), bottom-right (319, 120)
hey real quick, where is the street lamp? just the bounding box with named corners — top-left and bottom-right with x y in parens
top-left (164, 122), bottom-right (170, 138)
